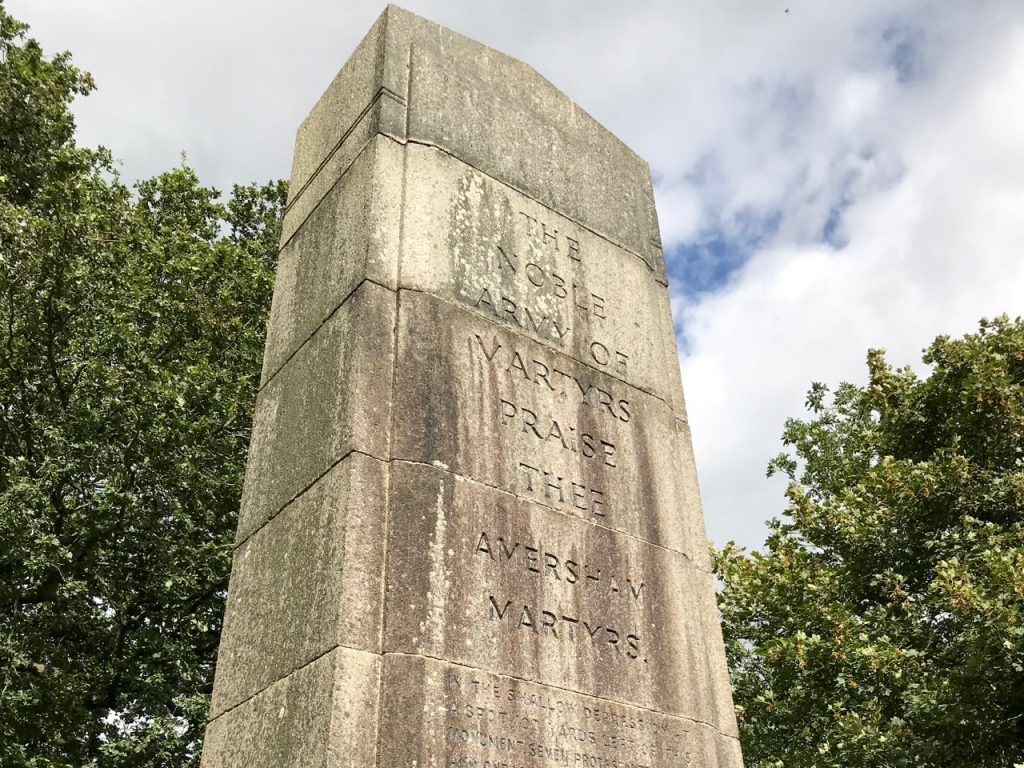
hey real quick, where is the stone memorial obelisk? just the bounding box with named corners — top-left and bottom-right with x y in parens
top-left (200, 6), bottom-right (743, 767)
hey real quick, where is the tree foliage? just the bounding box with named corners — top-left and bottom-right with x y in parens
top-left (716, 317), bottom-right (1024, 767)
top-left (0, 5), bottom-right (286, 765)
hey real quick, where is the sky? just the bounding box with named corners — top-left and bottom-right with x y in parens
top-left (10, 0), bottom-right (1024, 551)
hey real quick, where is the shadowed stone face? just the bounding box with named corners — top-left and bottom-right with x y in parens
top-left (201, 5), bottom-right (743, 768)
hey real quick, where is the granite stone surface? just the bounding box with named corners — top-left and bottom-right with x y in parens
top-left (285, 5), bottom-right (665, 283)
top-left (211, 453), bottom-right (388, 716)
top-left (202, 647), bottom-right (380, 768)
top-left (377, 654), bottom-right (741, 768)
top-left (202, 5), bottom-right (742, 767)
top-left (383, 460), bottom-right (720, 726)
top-left (237, 280), bottom-right (395, 543)
top-left (391, 290), bottom-right (694, 557)
top-left (264, 136), bottom-right (403, 383)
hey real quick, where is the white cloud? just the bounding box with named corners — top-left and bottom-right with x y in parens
top-left (8, 0), bottom-right (1024, 550)
top-left (679, 4), bottom-right (1024, 549)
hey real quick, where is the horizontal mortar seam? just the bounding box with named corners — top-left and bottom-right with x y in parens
top-left (285, 86), bottom-right (406, 216)
top-left (205, 638), bottom-right (739, 743)
top-left (395, 284), bottom-right (673, 407)
top-left (271, 148), bottom-right (680, 406)
top-left (234, 447), bottom-right (358, 549)
top-left (277, 133), bottom-right (376, 255)
top-left (259, 274), bottom-right (675, 412)
top-left (205, 641), bottom-right (740, 744)
top-left (234, 446), bottom-right (713, 573)
top-left (258, 275), bottom-right (392, 393)
top-left (277, 126), bottom-right (667, 313)
top-left (247, 289), bottom-right (706, 560)
top-left (382, 648), bottom-right (737, 739)
top-left (384, 133), bottom-right (664, 282)
top-left (206, 639), bottom-right (377, 724)
top-left (389, 456), bottom-right (702, 566)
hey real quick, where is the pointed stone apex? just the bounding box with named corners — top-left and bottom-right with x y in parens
top-left (286, 3), bottom-right (666, 280)
top-left (201, 7), bottom-right (742, 768)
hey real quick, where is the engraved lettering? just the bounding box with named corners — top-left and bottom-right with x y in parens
top-left (476, 532), bottom-right (495, 559)
top-left (498, 400), bottom-right (617, 467)
top-left (543, 552), bottom-right (559, 579)
top-left (518, 605), bottom-right (535, 630)
top-left (508, 352), bottom-right (529, 378)
top-left (532, 360), bottom-right (553, 391)
top-left (474, 287), bottom-right (498, 317)
top-left (476, 531), bottom-right (644, 604)
top-left (524, 546), bottom-right (541, 573)
top-left (542, 225), bottom-right (558, 251)
top-left (489, 596), bottom-right (514, 620)
top-left (566, 235), bottom-right (580, 261)
top-left (518, 210), bottom-right (541, 241)
top-left (626, 633), bottom-right (642, 660)
top-left (473, 333), bottom-right (502, 362)
top-left (500, 296), bottom-right (518, 324)
top-left (498, 536), bottom-right (519, 560)
top-left (519, 462), bottom-right (606, 518)
top-left (487, 597), bottom-right (644, 663)
top-left (552, 271), bottom-right (568, 300)
top-left (565, 560), bottom-right (579, 584)
top-left (525, 261), bottom-right (545, 287)
top-left (495, 243), bottom-right (517, 273)
top-left (521, 305), bottom-right (549, 336)
top-left (541, 610), bottom-right (558, 636)
top-left (615, 350), bottom-right (630, 373)
top-left (473, 335), bottom-right (631, 423)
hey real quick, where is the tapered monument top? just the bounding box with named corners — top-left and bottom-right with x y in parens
top-left (286, 4), bottom-right (665, 281)
top-left (201, 5), bottom-right (743, 767)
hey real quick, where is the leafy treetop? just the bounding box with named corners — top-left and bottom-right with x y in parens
top-left (0, 5), bottom-right (286, 766)
top-left (716, 316), bottom-right (1024, 768)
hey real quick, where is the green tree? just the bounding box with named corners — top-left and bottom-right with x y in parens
top-left (0, 5), bottom-right (286, 765)
top-left (716, 317), bottom-right (1024, 767)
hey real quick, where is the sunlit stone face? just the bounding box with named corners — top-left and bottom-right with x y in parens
top-left (200, 6), bottom-right (743, 768)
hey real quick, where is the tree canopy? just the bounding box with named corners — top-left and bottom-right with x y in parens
top-left (3, 3), bottom-right (1023, 767)
top-left (716, 317), bottom-right (1024, 767)
top-left (0, 5), bottom-right (285, 765)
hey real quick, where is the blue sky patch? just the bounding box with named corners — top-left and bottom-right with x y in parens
top-left (666, 207), bottom-right (782, 302)
top-left (880, 20), bottom-right (925, 84)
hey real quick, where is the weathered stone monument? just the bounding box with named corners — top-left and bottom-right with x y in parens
top-left (200, 6), bottom-right (743, 766)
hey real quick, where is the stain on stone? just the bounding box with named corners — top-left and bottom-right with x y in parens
top-left (203, 6), bottom-right (742, 767)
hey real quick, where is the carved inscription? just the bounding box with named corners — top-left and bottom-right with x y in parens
top-left (476, 288), bottom-right (570, 342)
top-left (439, 670), bottom-right (695, 768)
top-left (499, 399), bottom-right (617, 467)
top-left (473, 335), bottom-right (631, 422)
top-left (518, 211), bottom-right (582, 264)
top-left (518, 462), bottom-right (605, 517)
top-left (487, 596), bottom-right (642, 661)
top-left (474, 532), bottom-right (643, 602)
top-left (475, 526), bottom-right (648, 664)
top-left (471, 332), bottom-right (639, 521)
top-left (463, 207), bottom-right (631, 375)
top-left (471, 331), bottom-right (638, 520)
